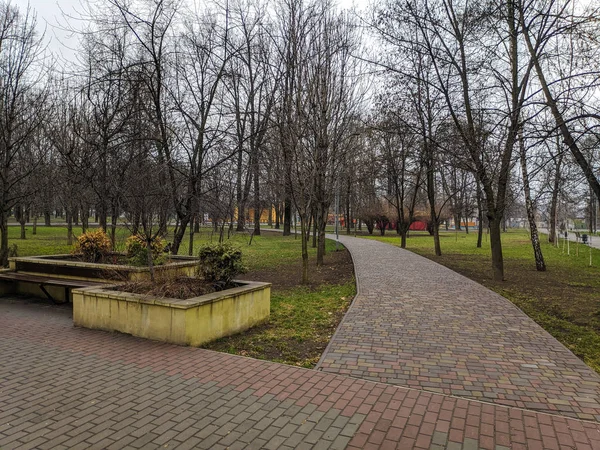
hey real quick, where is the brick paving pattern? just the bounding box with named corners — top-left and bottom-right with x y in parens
top-left (1, 299), bottom-right (600, 449)
top-left (1, 235), bottom-right (600, 448)
top-left (318, 236), bottom-right (600, 422)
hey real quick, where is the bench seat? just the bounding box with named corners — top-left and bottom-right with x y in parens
top-left (0, 272), bottom-right (106, 304)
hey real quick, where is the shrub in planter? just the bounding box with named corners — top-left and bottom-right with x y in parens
top-left (197, 242), bottom-right (246, 287)
top-left (74, 230), bottom-right (112, 263)
top-left (125, 234), bottom-right (167, 266)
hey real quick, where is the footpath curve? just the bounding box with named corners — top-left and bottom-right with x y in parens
top-left (1, 233), bottom-right (600, 448)
top-left (319, 235), bottom-right (600, 423)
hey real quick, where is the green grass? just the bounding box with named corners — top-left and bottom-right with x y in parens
top-left (5, 224), bottom-right (356, 368)
top-left (362, 229), bottom-right (600, 373)
top-left (204, 282), bottom-right (355, 368)
top-left (6, 224), bottom-right (339, 270)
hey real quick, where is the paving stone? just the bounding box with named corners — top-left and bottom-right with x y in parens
top-left (2, 246), bottom-right (600, 450)
top-left (318, 234), bottom-right (600, 422)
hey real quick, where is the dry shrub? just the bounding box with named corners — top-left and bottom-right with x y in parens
top-left (73, 230), bottom-right (112, 263)
top-left (115, 272), bottom-right (225, 300)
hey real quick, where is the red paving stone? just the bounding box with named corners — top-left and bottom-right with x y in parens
top-left (318, 235), bottom-right (600, 422)
top-left (1, 298), bottom-right (600, 449)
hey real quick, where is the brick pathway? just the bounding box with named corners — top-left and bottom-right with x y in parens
top-left (2, 236), bottom-right (600, 449)
top-left (1, 300), bottom-right (600, 449)
top-left (318, 236), bottom-right (600, 422)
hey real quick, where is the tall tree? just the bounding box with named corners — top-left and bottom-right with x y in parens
top-left (0, 3), bottom-right (49, 265)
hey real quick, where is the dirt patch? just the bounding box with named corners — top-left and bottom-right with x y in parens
top-left (425, 253), bottom-right (600, 332)
top-left (204, 238), bottom-right (356, 368)
top-left (114, 277), bottom-right (236, 299)
top-left (240, 245), bottom-right (354, 290)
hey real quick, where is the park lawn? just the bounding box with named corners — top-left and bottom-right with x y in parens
top-left (6, 225), bottom-right (355, 368)
top-left (363, 229), bottom-right (600, 373)
top-left (7, 224), bottom-right (331, 270)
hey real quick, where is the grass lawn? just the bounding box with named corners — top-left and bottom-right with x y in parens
top-left (5, 225), bottom-right (355, 368)
top-left (361, 229), bottom-right (600, 373)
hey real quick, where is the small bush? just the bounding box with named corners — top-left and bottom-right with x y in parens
top-left (74, 230), bottom-right (112, 263)
top-left (197, 242), bottom-right (246, 286)
top-left (125, 234), bottom-right (166, 266)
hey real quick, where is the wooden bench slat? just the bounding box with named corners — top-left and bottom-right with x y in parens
top-left (0, 273), bottom-right (105, 288)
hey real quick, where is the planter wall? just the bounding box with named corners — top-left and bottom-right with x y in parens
top-left (72, 281), bottom-right (271, 346)
top-left (9, 254), bottom-right (199, 282)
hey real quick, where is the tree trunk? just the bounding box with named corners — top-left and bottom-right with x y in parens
top-left (345, 198), bottom-right (351, 235)
top-left (0, 212), bottom-right (8, 267)
top-left (110, 206), bottom-right (118, 249)
top-left (33, 215), bottom-right (37, 235)
top-left (426, 151), bottom-right (441, 256)
top-left (283, 197), bottom-right (292, 236)
top-left (300, 215), bottom-right (309, 283)
top-left (311, 208), bottom-right (317, 248)
top-left (400, 229), bottom-right (407, 248)
top-left (432, 220), bottom-right (441, 257)
top-left (519, 132), bottom-right (546, 271)
top-left (489, 217), bottom-right (504, 281)
top-left (98, 204), bottom-right (107, 232)
top-left (147, 238), bottom-right (155, 282)
top-left (253, 160), bottom-right (261, 236)
top-left (476, 180), bottom-right (483, 249)
top-left (66, 208), bottom-right (73, 246)
top-left (171, 215), bottom-right (190, 255)
top-left (44, 211), bottom-right (51, 226)
top-left (316, 205), bottom-right (327, 266)
top-left (81, 206), bottom-right (89, 233)
top-left (132, 211), bottom-right (140, 236)
top-left (237, 200), bottom-right (246, 232)
top-left (188, 216), bottom-right (194, 256)
top-left (275, 203), bottom-right (280, 229)
top-left (317, 220), bottom-right (326, 264)
top-left (253, 207), bottom-right (261, 236)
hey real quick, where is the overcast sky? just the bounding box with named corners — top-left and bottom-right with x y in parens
top-left (17, 0), bottom-right (368, 63)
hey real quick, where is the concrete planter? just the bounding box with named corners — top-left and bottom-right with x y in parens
top-left (9, 254), bottom-right (199, 283)
top-left (72, 281), bottom-right (271, 346)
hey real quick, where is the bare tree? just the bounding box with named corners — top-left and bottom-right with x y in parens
top-left (0, 3), bottom-right (49, 265)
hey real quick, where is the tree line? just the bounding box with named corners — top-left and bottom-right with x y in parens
top-left (0, 0), bottom-right (599, 282)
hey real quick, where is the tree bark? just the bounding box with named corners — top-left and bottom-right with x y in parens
top-left (548, 147), bottom-right (563, 245)
top-left (66, 208), bottom-right (73, 246)
top-left (426, 148), bottom-right (441, 256)
top-left (316, 205), bottom-right (327, 266)
top-left (311, 209), bottom-right (317, 248)
top-left (476, 180), bottom-right (483, 248)
top-left (237, 200), bottom-right (246, 232)
top-left (519, 131), bottom-right (546, 271)
top-left (171, 215), bottom-right (190, 255)
top-left (283, 198), bottom-right (292, 236)
top-left (188, 216), bottom-right (194, 256)
top-left (110, 205), bottom-right (118, 249)
top-left (300, 215), bottom-right (309, 284)
top-left (489, 217), bottom-right (504, 280)
top-left (0, 212), bottom-right (8, 267)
